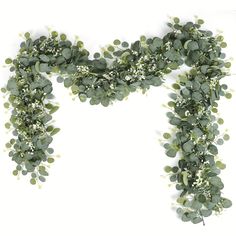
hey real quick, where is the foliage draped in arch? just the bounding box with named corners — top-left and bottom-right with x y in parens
top-left (2, 17), bottom-right (232, 224)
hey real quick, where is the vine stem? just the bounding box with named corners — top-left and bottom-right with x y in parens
top-left (199, 211), bottom-right (205, 226)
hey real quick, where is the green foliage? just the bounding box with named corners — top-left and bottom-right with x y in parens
top-left (163, 133), bottom-right (171, 139)
top-left (166, 148), bottom-right (177, 158)
top-left (2, 17), bottom-right (232, 225)
top-left (5, 58), bottom-right (12, 64)
top-left (222, 198), bottom-right (232, 208)
top-left (160, 18), bottom-right (231, 225)
top-left (62, 48), bottom-right (72, 59)
top-left (164, 166), bottom-right (172, 173)
top-left (223, 134), bottom-right (230, 141)
top-left (182, 140), bottom-right (194, 153)
top-left (51, 128), bottom-right (60, 136)
top-left (30, 178), bottom-right (36, 185)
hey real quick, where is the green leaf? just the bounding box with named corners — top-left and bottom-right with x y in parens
top-left (46, 126), bottom-right (54, 132)
top-left (12, 170), bottom-right (18, 176)
top-left (172, 167), bottom-right (179, 174)
top-left (152, 37), bottom-right (163, 48)
top-left (39, 176), bottom-right (46, 182)
top-left (47, 148), bottom-right (54, 154)
top-left (31, 173), bottom-right (37, 178)
top-left (217, 118), bottom-right (224, 125)
top-left (51, 128), bottom-right (60, 136)
top-left (166, 148), bottom-right (177, 157)
top-left (208, 144), bottom-right (218, 155)
top-left (47, 158), bottom-right (55, 163)
top-left (182, 171), bottom-right (188, 186)
top-left (187, 41), bottom-right (199, 51)
top-left (209, 176), bottom-right (223, 188)
top-left (30, 178), bottom-right (36, 185)
top-left (168, 101), bottom-right (175, 107)
top-left (43, 84), bottom-right (53, 94)
top-left (57, 76), bottom-right (64, 83)
top-left (79, 93), bottom-right (87, 102)
top-left (104, 51), bottom-right (113, 59)
top-left (197, 19), bottom-right (204, 25)
top-left (177, 197), bottom-right (185, 204)
top-left (222, 199), bottom-right (232, 208)
top-left (71, 84), bottom-right (79, 94)
top-left (146, 76), bottom-right (162, 86)
top-left (192, 127), bottom-right (203, 138)
top-left (113, 39), bottom-right (121, 45)
top-left (35, 61), bottom-right (40, 73)
top-left (64, 78), bottom-right (73, 88)
top-left (163, 133), bottom-right (171, 139)
top-left (25, 162), bottom-right (34, 172)
top-left (1, 87), bottom-right (7, 93)
top-left (176, 207), bottom-right (184, 216)
top-left (43, 114), bottom-right (53, 123)
top-left (39, 54), bottom-right (50, 62)
top-left (191, 201), bottom-right (202, 210)
top-left (107, 46), bottom-right (114, 52)
top-left (5, 58), bottom-right (12, 64)
top-left (62, 48), bottom-right (72, 59)
top-left (39, 63), bottom-right (51, 73)
top-left (217, 139), bottom-right (224, 145)
top-left (170, 174), bottom-right (177, 182)
top-left (200, 65), bottom-right (209, 74)
top-left (181, 214), bottom-right (190, 222)
top-left (181, 88), bottom-right (190, 96)
top-left (169, 62), bottom-right (179, 70)
top-left (201, 209), bottom-right (212, 217)
top-left (198, 194), bottom-right (206, 203)
top-left (7, 78), bottom-right (17, 90)
top-left (39, 169), bottom-right (49, 176)
top-left (173, 39), bottom-right (182, 49)
top-left (224, 62), bottom-right (231, 68)
top-left (201, 82), bottom-right (210, 94)
top-left (216, 161), bottom-right (226, 170)
top-left (173, 17), bottom-right (180, 24)
top-left (24, 32), bottom-right (30, 39)
top-left (121, 41), bottom-right (129, 48)
top-left (6, 143), bottom-right (11, 148)
top-left (184, 40), bottom-right (192, 49)
top-left (67, 64), bottom-right (77, 74)
top-left (56, 56), bottom-right (65, 65)
top-left (225, 93), bottom-right (232, 99)
top-left (4, 102), bottom-right (10, 108)
top-left (182, 140), bottom-right (194, 153)
top-left (93, 52), bottom-right (100, 59)
top-left (164, 166), bottom-right (172, 173)
top-left (169, 117), bottom-right (181, 126)
top-left (140, 35), bottom-right (146, 42)
top-left (60, 33), bottom-right (67, 41)
top-left (93, 59), bottom-right (107, 70)
top-left (51, 31), bottom-right (58, 38)
top-left (101, 97), bottom-right (110, 107)
top-left (223, 134), bottom-right (230, 141)
top-left (191, 217), bottom-right (202, 224)
top-left (192, 92), bottom-right (203, 102)
top-left (220, 42), bottom-right (227, 48)
top-left (45, 103), bottom-right (53, 109)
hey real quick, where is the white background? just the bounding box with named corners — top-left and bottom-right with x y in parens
top-left (0, 1), bottom-right (236, 235)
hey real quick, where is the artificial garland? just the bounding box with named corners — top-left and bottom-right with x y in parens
top-left (2, 17), bottom-right (232, 224)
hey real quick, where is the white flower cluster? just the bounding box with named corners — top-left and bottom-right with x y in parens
top-left (192, 165), bottom-right (211, 197)
top-left (77, 65), bottom-right (90, 75)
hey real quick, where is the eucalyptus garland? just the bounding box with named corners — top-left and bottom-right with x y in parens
top-left (2, 17), bottom-right (232, 224)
